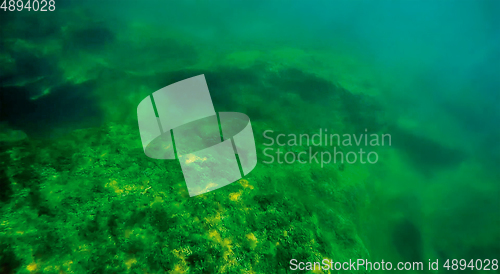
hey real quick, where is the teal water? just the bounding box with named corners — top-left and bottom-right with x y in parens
top-left (1, 1), bottom-right (499, 273)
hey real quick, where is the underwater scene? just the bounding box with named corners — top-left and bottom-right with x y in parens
top-left (0, 0), bottom-right (499, 273)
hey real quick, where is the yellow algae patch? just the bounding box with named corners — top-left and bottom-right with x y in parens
top-left (205, 212), bottom-right (222, 227)
top-left (43, 265), bottom-right (58, 273)
top-left (170, 249), bottom-right (190, 274)
top-left (172, 248), bottom-right (187, 260)
top-left (124, 184), bottom-right (141, 193)
top-left (219, 238), bottom-right (237, 272)
top-left (191, 182), bottom-right (219, 196)
top-left (229, 191), bottom-right (241, 201)
top-left (179, 246), bottom-right (193, 256)
top-left (246, 233), bottom-right (258, 249)
top-left (105, 179), bottom-right (146, 196)
top-left (125, 257), bottom-right (137, 269)
top-left (27, 262), bottom-right (38, 272)
top-left (222, 238), bottom-right (232, 249)
top-left (209, 230), bottom-right (223, 244)
top-left (239, 179), bottom-right (254, 189)
top-left (183, 154), bottom-right (207, 164)
top-left (312, 267), bottom-right (325, 274)
top-left (63, 260), bottom-right (73, 272)
top-left (208, 229), bottom-right (236, 263)
top-left (105, 180), bottom-right (123, 194)
top-left (170, 264), bottom-right (188, 274)
top-left (220, 254), bottom-right (237, 273)
top-left (202, 182), bottom-right (218, 193)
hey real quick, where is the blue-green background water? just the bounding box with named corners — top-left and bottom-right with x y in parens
top-left (1, 0), bottom-right (499, 273)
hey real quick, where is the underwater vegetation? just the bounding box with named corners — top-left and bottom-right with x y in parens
top-left (0, 122), bottom-right (370, 273)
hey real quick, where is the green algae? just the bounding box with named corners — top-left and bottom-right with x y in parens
top-left (0, 121), bottom-right (370, 273)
